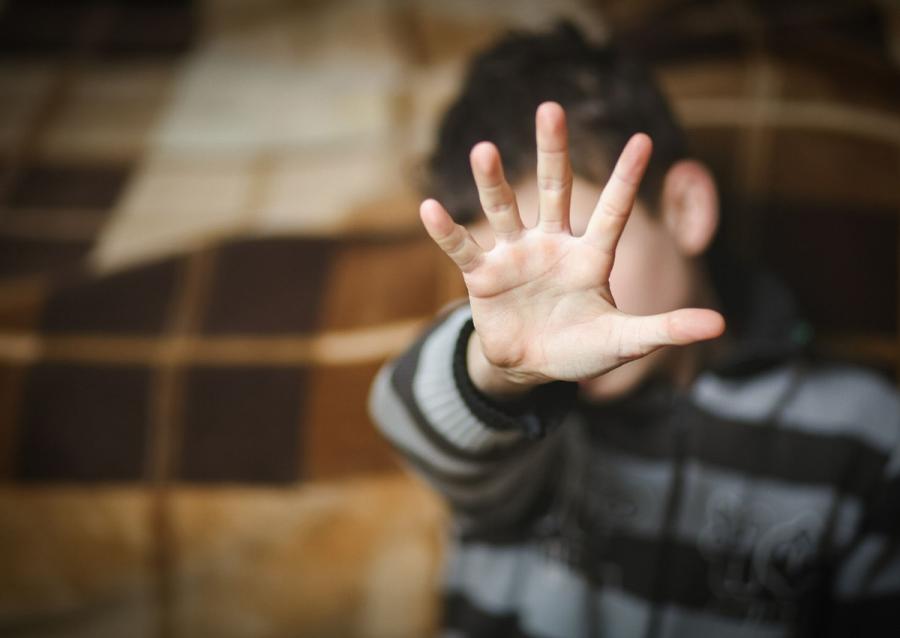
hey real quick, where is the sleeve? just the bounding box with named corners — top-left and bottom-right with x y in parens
top-left (825, 418), bottom-right (900, 635)
top-left (367, 301), bottom-right (578, 537)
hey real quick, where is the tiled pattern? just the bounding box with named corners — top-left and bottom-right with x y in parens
top-left (0, 0), bottom-right (898, 637)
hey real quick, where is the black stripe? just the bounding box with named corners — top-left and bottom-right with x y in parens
top-left (598, 534), bottom-right (808, 622)
top-left (395, 427), bottom-right (561, 493)
top-left (443, 591), bottom-right (539, 638)
top-left (396, 437), bottom-right (562, 538)
top-left (824, 593), bottom-right (900, 637)
top-left (580, 397), bottom-right (888, 500)
top-left (862, 474), bottom-right (900, 536)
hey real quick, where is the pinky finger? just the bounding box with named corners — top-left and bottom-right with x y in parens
top-left (420, 199), bottom-right (484, 273)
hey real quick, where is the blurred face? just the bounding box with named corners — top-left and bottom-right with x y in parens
top-left (469, 174), bottom-right (703, 400)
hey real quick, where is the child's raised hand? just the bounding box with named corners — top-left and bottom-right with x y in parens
top-left (420, 102), bottom-right (725, 394)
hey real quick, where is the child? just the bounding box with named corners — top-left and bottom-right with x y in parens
top-left (368, 23), bottom-right (899, 638)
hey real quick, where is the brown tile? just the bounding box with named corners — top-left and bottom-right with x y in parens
top-left (169, 477), bottom-right (444, 638)
top-left (658, 59), bottom-right (749, 101)
top-left (682, 126), bottom-right (743, 195)
top-left (99, 3), bottom-right (195, 58)
top-left (0, 2), bottom-right (86, 55)
top-left (766, 130), bottom-right (900, 209)
top-left (201, 238), bottom-right (334, 335)
top-left (303, 362), bottom-right (400, 481)
top-left (0, 208), bottom-right (109, 243)
top-left (772, 36), bottom-right (900, 112)
top-left (16, 363), bottom-right (152, 482)
top-left (0, 487), bottom-right (155, 638)
top-left (0, 363), bottom-right (27, 479)
top-left (319, 238), bottom-right (443, 331)
top-left (413, 10), bottom-right (508, 65)
top-left (0, 237), bottom-right (91, 280)
top-left (0, 275), bottom-right (47, 331)
top-left (178, 366), bottom-right (305, 483)
top-left (0, 61), bottom-right (56, 152)
top-left (41, 257), bottom-right (181, 335)
top-left (629, 15), bottom-right (748, 63)
top-left (760, 202), bottom-right (898, 334)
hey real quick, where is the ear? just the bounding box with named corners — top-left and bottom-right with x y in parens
top-left (659, 160), bottom-right (719, 257)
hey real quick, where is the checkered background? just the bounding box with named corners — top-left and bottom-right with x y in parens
top-left (0, 1), bottom-right (898, 637)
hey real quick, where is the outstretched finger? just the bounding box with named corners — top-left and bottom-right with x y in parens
top-left (616, 307), bottom-right (726, 360)
top-left (470, 141), bottom-right (524, 240)
top-left (535, 102), bottom-right (573, 233)
top-left (583, 133), bottom-right (652, 256)
top-left (419, 198), bottom-right (484, 273)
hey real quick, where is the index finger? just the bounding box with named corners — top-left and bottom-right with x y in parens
top-left (582, 133), bottom-right (652, 256)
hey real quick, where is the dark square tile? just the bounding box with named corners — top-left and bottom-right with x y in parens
top-left (16, 363), bottom-right (151, 482)
top-left (0, 2), bottom-right (86, 56)
top-left (761, 202), bottom-right (898, 333)
top-left (41, 257), bottom-right (181, 334)
top-left (202, 238), bottom-right (334, 335)
top-left (0, 237), bottom-right (91, 280)
top-left (100, 3), bottom-right (195, 58)
top-left (178, 366), bottom-right (305, 483)
top-left (7, 163), bottom-right (131, 209)
top-left (0, 362), bottom-right (27, 479)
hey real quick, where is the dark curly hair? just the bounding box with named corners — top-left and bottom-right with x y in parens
top-left (426, 21), bottom-right (687, 223)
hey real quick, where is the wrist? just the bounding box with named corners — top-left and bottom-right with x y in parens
top-left (466, 330), bottom-right (541, 399)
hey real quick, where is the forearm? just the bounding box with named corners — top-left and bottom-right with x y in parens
top-left (368, 303), bottom-right (575, 533)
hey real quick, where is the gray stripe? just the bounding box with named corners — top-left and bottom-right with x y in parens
top-left (692, 364), bottom-right (797, 421)
top-left (694, 363), bottom-right (900, 455)
top-left (657, 603), bottom-right (787, 638)
top-left (834, 535), bottom-right (900, 598)
top-left (779, 365), bottom-right (900, 455)
top-left (444, 540), bottom-right (646, 638)
top-left (413, 305), bottom-right (523, 452)
top-left (368, 361), bottom-right (483, 476)
top-left (677, 460), bottom-right (862, 558)
top-left (423, 427), bottom-right (559, 513)
top-left (445, 540), bottom-right (786, 638)
top-left (564, 417), bottom-right (674, 538)
top-left (370, 359), bottom-right (559, 529)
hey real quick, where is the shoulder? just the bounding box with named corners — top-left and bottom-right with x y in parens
top-left (693, 358), bottom-right (900, 457)
top-left (783, 362), bottom-right (899, 448)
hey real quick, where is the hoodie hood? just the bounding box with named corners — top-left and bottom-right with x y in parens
top-left (706, 265), bottom-right (814, 378)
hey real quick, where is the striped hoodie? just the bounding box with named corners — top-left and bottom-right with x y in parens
top-left (368, 273), bottom-right (900, 638)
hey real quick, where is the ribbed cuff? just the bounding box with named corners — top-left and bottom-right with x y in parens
top-left (452, 318), bottom-right (578, 439)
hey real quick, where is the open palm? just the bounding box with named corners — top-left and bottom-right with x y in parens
top-left (420, 102), bottom-right (725, 388)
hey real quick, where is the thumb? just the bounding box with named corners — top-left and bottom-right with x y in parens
top-left (620, 308), bottom-right (726, 359)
